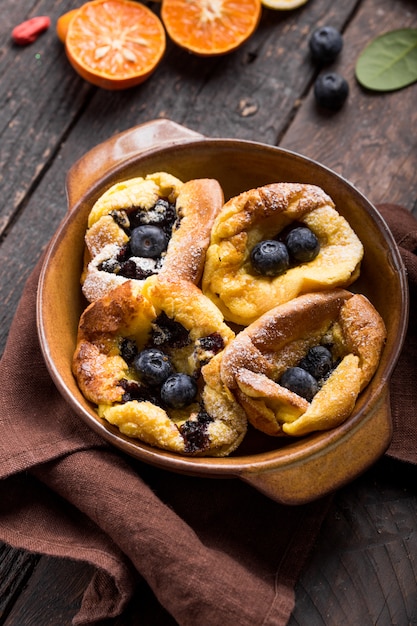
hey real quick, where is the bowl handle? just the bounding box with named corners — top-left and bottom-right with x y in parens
top-left (239, 389), bottom-right (393, 505)
top-left (66, 119), bottom-right (204, 212)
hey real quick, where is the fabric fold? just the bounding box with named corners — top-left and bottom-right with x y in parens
top-left (0, 258), bottom-right (106, 480)
top-left (0, 204), bottom-right (416, 625)
top-left (378, 204), bottom-right (417, 465)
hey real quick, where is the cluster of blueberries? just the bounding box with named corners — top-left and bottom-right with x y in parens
top-left (119, 313), bottom-right (197, 409)
top-left (249, 221), bottom-right (338, 401)
top-left (309, 25), bottom-right (349, 111)
top-left (118, 314), bottom-right (225, 453)
top-left (119, 313), bottom-right (224, 412)
top-left (133, 348), bottom-right (198, 409)
top-left (250, 224), bottom-right (320, 276)
top-left (119, 348), bottom-right (214, 454)
top-left (279, 344), bottom-right (338, 402)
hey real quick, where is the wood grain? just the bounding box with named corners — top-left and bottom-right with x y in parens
top-left (0, 1), bottom-right (92, 239)
top-left (289, 458), bottom-right (417, 625)
top-left (0, 545), bottom-right (39, 622)
top-left (281, 0), bottom-right (417, 209)
top-left (3, 558), bottom-right (94, 626)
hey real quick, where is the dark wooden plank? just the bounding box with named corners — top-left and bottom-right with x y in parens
top-left (0, 544), bottom-right (39, 622)
top-left (289, 458), bottom-right (417, 625)
top-left (281, 0), bottom-right (417, 209)
top-left (2, 557), bottom-right (94, 626)
top-left (0, 1), bottom-right (93, 238)
top-left (0, 548), bottom-right (178, 626)
top-left (159, 0), bottom-right (361, 144)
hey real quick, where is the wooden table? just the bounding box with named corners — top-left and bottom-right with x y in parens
top-left (1, 0), bottom-right (416, 624)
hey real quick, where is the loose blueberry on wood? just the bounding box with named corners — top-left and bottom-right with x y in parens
top-left (314, 72), bottom-right (349, 110)
top-left (130, 225), bottom-right (167, 258)
top-left (250, 240), bottom-right (290, 276)
top-left (279, 367), bottom-right (319, 402)
top-left (134, 348), bottom-right (173, 386)
top-left (309, 26), bottom-right (343, 64)
top-left (285, 227), bottom-right (320, 263)
top-left (161, 373), bottom-right (198, 409)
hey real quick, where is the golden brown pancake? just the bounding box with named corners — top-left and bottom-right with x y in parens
top-left (202, 182), bottom-right (363, 326)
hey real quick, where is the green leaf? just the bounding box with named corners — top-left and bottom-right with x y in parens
top-left (355, 28), bottom-right (417, 92)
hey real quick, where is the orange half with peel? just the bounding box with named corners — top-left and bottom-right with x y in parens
top-left (56, 8), bottom-right (79, 43)
top-left (64, 0), bottom-right (166, 90)
top-left (161, 0), bottom-right (262, 56)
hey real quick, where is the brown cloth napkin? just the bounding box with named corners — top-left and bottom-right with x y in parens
top-left (0, 203), bottom-right (416, 625)
top-left (378, 204), bottom-right (417, 465)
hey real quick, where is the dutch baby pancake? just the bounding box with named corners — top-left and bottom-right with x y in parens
top-left (82, 172), bottom-right (223, 302)
top-left (72, 276), bottom-right (247, 456)
top-left (202, 182), bottom-right (364, 326)
top-left (220, 289), bottom-right (386, 437)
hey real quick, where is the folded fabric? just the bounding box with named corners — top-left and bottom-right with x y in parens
top-left (378, 204), bottom-right (417, 466)
top-left (0, 204), bottom-right (416, 625)
top-left (0, 253), bottom-right (331, 626)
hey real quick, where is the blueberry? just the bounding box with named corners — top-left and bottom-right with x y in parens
top-left (198, 333), bottom-right (225, 354)
top-left (120, 338), bottom-right (138, 364)
top-left (150, 312), bottom-right (190, 349)
top-left (180, 409), bottom-right (213, 453)
top-left (161, 373), bottom-right (198, 409)
top-left (130, 225), bottom-right (167, 258)
top-left (279, 367), bottom-right (318, 402)
top-left (314, 72), bottom-right (349, 111)
top-left (99, 258), bottom-right (121, 274)
top-left (119, 379), bottom-right (160, 405)
top-left (285, 227), bottom-right (320, 263)
top-left (299, 346), bottom-right (333, 380)
top-left (309, 26), bottom-right (343, 64)
top-left (133, 349), bottom-right (173, 386)
top-left (250, 240), bottom-right (290, 276)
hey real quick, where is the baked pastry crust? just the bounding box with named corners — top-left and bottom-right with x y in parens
top-left (82, 172), bottom-right (223, 302)
top-left (220, 289), bottom-right (386, 437)
top-left (202, 182), bottom-right (364, 326)
top-left (72, 277), bottom-right (247, 456)
top-left (73, 177), bottom-right (388, 455)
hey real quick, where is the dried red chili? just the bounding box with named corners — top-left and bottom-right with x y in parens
top-left (12, 16), bottom-right (51, 46)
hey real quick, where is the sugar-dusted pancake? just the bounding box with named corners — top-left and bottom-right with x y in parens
top-left (82, 172), bottom-right (224, 302)
top-left (220, 289), bottom-right (386, 437)
top-left (202, 183), bottom-right (363, 326)
top-left (73, 277), bottom-right (247, 456)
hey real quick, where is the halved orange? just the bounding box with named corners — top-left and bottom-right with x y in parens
top-left (56, 8), bottom-right (79, 43)
top-left (161, 0), bottom-right (262, 56)
top-left (64, 0), bottom-right (166, 90)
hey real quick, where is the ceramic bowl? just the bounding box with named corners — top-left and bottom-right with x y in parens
top-left (37, 119), bottom-right (408, 505)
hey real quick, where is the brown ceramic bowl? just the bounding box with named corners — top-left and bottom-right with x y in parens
top-left (37, 119), bottom-right (408, 505)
